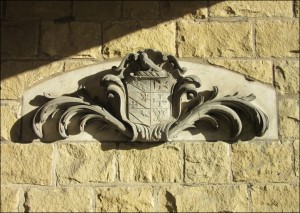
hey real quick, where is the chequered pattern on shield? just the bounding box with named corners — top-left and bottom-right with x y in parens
top-left (127, 78), bottom-right (172, 126)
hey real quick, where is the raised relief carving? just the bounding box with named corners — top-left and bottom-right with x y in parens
top-left (32, 49), bottom-right (269, 142)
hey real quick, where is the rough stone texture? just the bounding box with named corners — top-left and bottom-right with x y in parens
top-left (208, 59), bottom-right (272, 83)
top-left (118, 143), bottom-right (181, 182)
top-left (1, 187), bottom-right (20, 213)
top-left (123, 1), bottom-right (159, 18)
top-left (102, 21), bottom-right (176, 58)
top-left (295, 0), bottom-right (300, 17)
top-left (279, 99), bottom-right (300, 139)
top-left (177, 21), bottom-right (253, 58)
top-left (185, 142), bottom-right (230, 183)
top-left (41, 22), bottom-right (101, 58)
top-left (1, 143), bottom-right (53, 185)
top-left (0, 102), bottom-right (20, 140)
top-left (251, 184), bottom-right (299, 212)
top-left (158, 185), bottom-right (248, 212)
top-left (5, 1), bottom-right (70, 20)
top-left (160, 1), bottom-right (208, 19)
top-left (56, 143), bottom-right (116, 185)
top-left (1, 22), bottom-right (38, 58)
top-left (1, 61), bottom-right (64, 99)
top-left (256, 20), bottom-right (299, 57)
top-left (25, 187), bottom-right (93, 212)
top-left (274, 60), bottom-right (299, 94)
top-left (96, 187), bottom-right (154, 212)
top-left (294, 140), bottom-right (299, 177)
top-left (232, 141), bottom-right (295, 182)
top-left (64, 60), bottom-right (97, 72)
top-left (210, 1), bottom-right (294, 17)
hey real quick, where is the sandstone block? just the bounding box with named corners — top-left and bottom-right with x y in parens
top-left (251, 184), bottom-right (299, 212)
top-left (5, 1), bottom-right (70, 20)
top-left (274, 60), bottom-right (299, 94)
top-left (102, 21), bottom-right (176, 58)
top-left (96, 186), bottom-right (154, 212)
top-left (256, 20), bottom-right (299, 57)
top-left (56, 143), bottom-right (116, 185)
top-left (294, 140), bottom-right (299, 177)
top-left (208, 59), bottom-right (272, 83)
top-left (279, 99), bottom-right (299, 138)
top-left (41, 22), bottom-right (101, 58)
top-left (0, 102), bottom-right (20, 140)
top-left (123, 1), bottom-right (159, 18)
top-left (74, 1), bottom-right (121, 20)
top-left (1, 143), bottom-right (53, 185)
top-left (1, 61), bottom-right (64, 99)
top-left (210, 1), bottom-right (293, 17)
top-left (64, 60), bottom-right (97, 72)
top-left (185, 142), bottom-right (230, 183)
top-left (232, 141), bottom-right (295, 182)
top-left (160, 1), bottom-right (207, 19)
top-left (118, 143), bottom-right (181, 182)
top-left (158, 185), bottom-right (248, 212)
top-left (1, 187), bottom-right (20, 212)
top-left (177, 21), bottom-right (253, 58)
top-left (25, 187), bottom-right (93, 212)
top-left (1, 22), bottom-right (38, 58)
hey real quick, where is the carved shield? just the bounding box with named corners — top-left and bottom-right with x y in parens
top-left (127, 77), bottom-right (174, 126)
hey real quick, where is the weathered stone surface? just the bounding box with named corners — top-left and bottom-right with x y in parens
top-left (1, 22), bottom-right (38, 58)
top-left (1, 61), bottom-right (64, 99)
top-left (5, 1), bottom-right (70, 20)
top-left (208, 59), bottom-right (272, 83)
top-left (1, 143), bottom-right (53, 185)
top-left (232, 141), bottom-right (295, 182)
top-left (185, 142), bottom-right (230, 183)
top-left (274, 60), bottom-right (299, 94)
top-left (177, 21), bottom-right (252, 57)
top-left (158, 185), bottom-right (248, 212)
top-left (118, 143), bottom-right (181, 182)
top-left (294, 140), bottom-right (299, 177)
top-left (210, 1), bottom-right (293, 17)
top-left (96, 186), bottom-right (154, 212)
top-left (295, 0), bottom-right (300, 17)
top-left (123, 1), bottom-right (159, 18)
top-left (279, 99), bottom-right (299, 138)
top-left (251, 184), bottom-right (299, 212)
top-left (56, 143), bottom-right (116, 185)
top-left (1, 187), bottom-right (20, 212)
top-left (41, 22), bottom-right (101, 58)
top-left (74, 1), bottom-right (121, 20)
top-left (0, 102), bottom-right (20, 140)
top-left (64, 60), bottom-right (97, 72)
top-left (160, 1), bottom-right (207, 19)
top-left (25, 187), bottom-right (93, 212)
top-left (102, 21), bottom-right (176, 58)
top-left (256, 20), bottom-right (299, 57)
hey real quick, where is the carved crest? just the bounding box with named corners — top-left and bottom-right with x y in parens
top-left (32, 49), bottom-right (269, 142)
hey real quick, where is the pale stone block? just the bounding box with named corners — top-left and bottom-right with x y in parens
top-left (41, 22), bottom-right (101, 58)
top-left (96, 186), bottom-right (154, 212)
top-left (279, 99), bottom-right (299, 138)
top-left (1, 143), bottom-right (53, 185)
top-left (56, 143), bottom-right (116, 184)
top-left (123, 1), bottom-right (159, 18)
top-left (1, 22), bottom-right (38, 58)
top-left (0, 187), bottom-right (20, 212)
top-left (294, 140), bottom-right (299, 177)
top-left (210, 1), bottom-right (293, 17)
top-left (185, 142), bottom-right (230, 183)
top-left (251, 184), bottom-right (299, 212)
top-left (0, 102), bottom-right (20, 140)
top-left (256, 20), bottom-right (299, 57)
top-left (208, 59), bottom-right (273, 84)
top-left (177, 21), bottom-right (253, 57)
top-left (274, 60), bottom-right (299, 94)
top-left (118, 143), bottom-right (181, 182)
top-left (232, 141), bottom-right (295, 182)
top-left (158, 185), bottom-right (248, 212)
top-left (102, 21), bottom-right (176, 58)
top-left (25, 187), bottom-right (93, 212)
top-left (1, 61), bottom-right (64, 99)
top-left (64, 60), bottom-right (97, 72)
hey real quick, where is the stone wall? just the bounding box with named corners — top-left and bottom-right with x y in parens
top-left (1, 1), bottom-right (299, 212)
